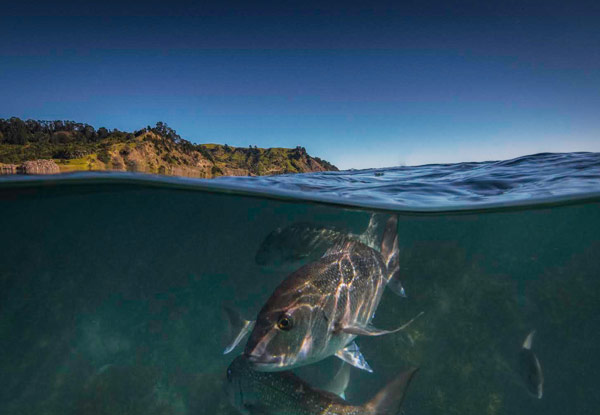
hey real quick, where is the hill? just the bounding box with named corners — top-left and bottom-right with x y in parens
top-left (0, 118), bottom-right (337, 177)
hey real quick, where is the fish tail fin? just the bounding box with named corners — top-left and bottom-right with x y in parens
top-left (381, 215), bottom-right (405, 297)
top-left (363, 367), bottom-right (418, 415)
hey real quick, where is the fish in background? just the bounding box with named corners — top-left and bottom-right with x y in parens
top-left (225, 355), bottom-right (417, 415)
top-left (519, 330), bottom-right (544, 399)
top-left (255, 223), bottom-right (350, 267)
top-left (225, 215), bottom-right (420, 373)
top-left (254, 214), bottom-right (384, 268)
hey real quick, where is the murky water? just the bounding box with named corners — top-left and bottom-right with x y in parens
top-left (1, 153), bottom-right (599, 414)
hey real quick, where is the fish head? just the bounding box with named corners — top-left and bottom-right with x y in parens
top-left (244, 295), bottom-right (324, 371)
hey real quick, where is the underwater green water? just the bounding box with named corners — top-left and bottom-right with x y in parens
top-left (0, 181), bottom-right (599, 414)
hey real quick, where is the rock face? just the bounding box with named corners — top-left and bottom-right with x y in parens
top-left (0, 164), bottom-right (17, 174)
top-left (19, 160), bottom-right (61, 174)
top-left (0, 160), bottom-right (60, 175)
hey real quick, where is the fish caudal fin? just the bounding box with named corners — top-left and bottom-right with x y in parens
top-left (223, 306), bottom-right (255, 355)
top-left (380, 215), bottom-right (406, 297)
top-left (363, 367), bottom-right (418, 415)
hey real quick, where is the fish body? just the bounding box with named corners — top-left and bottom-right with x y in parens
top-left (519, 330), bottom-right (543, 399)
top-left (254, 214), bottom-right (385, 268)
top-left (226, 356), bottom-right (416, 415)
top-left (255, 223), bottom-right (351, 267)
top-left (246, 240), bottom-right (389, 371)
top-left (242, 216), bottom-right (412, 372)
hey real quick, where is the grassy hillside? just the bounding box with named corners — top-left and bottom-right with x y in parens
top-left (0, 118), bottom-right (337, 177)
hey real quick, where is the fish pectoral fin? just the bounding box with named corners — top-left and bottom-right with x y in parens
top-left (223, 319), bottom-right (255, 354)
top-left (340, 324), bottom-right (396, 336)
top-left (223, 306), bottom-right (255, 355)
top-left (335, 342), bottom-right (373, 373)
top-left (340, 311), bottom-right (425, 337)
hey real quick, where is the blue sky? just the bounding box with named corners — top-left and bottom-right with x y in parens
top-left (1, 1), bottom-right (599, 169)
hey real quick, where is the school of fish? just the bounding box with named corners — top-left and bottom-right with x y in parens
top-left (222, 214), bottom-right (544, 414)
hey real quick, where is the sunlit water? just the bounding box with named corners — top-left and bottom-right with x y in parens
top-left (1, 152), bottom-right (599, 414)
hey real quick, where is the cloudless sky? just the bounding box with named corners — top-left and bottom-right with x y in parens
top-left (1, 1), bottom-right (599, 169)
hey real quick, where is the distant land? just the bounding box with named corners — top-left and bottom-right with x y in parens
top-left (0, 118), bottom-right (337, 177)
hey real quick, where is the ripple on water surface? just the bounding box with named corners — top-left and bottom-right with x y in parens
top-left (1, 152), bottom-right (599, 211)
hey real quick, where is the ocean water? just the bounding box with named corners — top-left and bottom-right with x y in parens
top-left (0, 152), bottom-right (599, 415)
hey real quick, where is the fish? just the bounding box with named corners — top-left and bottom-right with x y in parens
top-left (225, 215), bottom-right (419, 373)
top-left (225, 355), bottom-right (417, 415)
top-left (254, 214), bottom-right (385, 268)
top-left (255, 223), bottom-right (351, 267)
top-left (519, 330), bottom-right (543, 399)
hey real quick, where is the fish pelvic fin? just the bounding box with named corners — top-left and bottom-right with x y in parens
top-left (223, 306), bottom-right (255, 355)
top-left (522, 330), bottom-right (536, 350)
top-left (340, 311), bottom-right (425, 337)
top-left (324, 361), bottom-right (352, 398)
top-left (335, 342), bottom-right (373, 373)
top-left (363, 367), bottom-right (418, 415)
top-left (381, 215), bottom-right (406, 297)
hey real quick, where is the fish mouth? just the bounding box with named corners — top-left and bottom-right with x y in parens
top-left (244, 353), bottom-right (286, 370)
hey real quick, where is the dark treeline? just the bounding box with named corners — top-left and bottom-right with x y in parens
top-left (0, 118), bottom-right (186, 146)
top-left (0, 118), bottom-right (190, 163)
top-left (0, 118), bottom-right (337, 173)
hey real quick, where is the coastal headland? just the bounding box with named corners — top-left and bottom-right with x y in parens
top-left (0, 118), bottom-right (337, 177)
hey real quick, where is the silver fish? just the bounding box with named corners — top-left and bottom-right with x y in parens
top-left (519, 330), bottom-right (543, 399)
top-left (255, 215), bottom-right (384, 268)
top-left (255, 223), bottom-right (352, 267)
top-left (226, 215), bottom-right (418, 373)
top-left (225, 355), bottom-right (417, 415)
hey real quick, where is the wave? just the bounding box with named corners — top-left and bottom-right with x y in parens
top-left (1, 152), bottom-right (599, 213)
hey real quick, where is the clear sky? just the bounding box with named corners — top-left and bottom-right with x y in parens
top-left (1, 1), bottom-right (599, 169)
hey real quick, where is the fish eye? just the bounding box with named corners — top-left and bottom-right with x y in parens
top-left (277, 315), bottom-right (293, 331)
top-left (226, 368), bottom-right (232, 382)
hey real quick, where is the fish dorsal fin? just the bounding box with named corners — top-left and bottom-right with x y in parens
top-left (356, 213), bottom-right (380, 249)
top-left (363, 367), bottom-right (418, 415)
top-left (324, 362), bottom-right (351, 398)
top-left (380, 215), bottom-right (398, 269)
top-left (223, 306), bottom-right (255, 354)
top-left (523, 330), bottom-right (536, 350)
top-left (380, 215), bottom-right (406, 298)
top-left (335, 342), bottom-right (373, 373)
